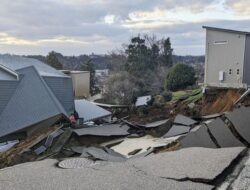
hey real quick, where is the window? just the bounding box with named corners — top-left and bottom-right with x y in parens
top-left (229, 69), bottom-right (232, 75)
top-left (237, 69), bottom-right (240, 75)
top-left (214, 40), bottom-right (228, 45)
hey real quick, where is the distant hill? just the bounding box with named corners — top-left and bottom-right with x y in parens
top-left (26, 52), bottom-right (205, 71)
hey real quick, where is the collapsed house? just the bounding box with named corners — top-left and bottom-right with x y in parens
top-left (0, 54), bottom-right (74, 142)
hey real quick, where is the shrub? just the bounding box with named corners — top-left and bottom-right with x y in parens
top-left (165, 64), bottom-right (196, 91)
top-left (161, 91), bottom-right (172, 102)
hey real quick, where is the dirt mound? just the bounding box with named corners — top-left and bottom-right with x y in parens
top-left (202, 89), bottom-right (243, 115)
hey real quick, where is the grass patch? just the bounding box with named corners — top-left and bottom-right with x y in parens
top-left (172, 88), bottom-right (202, 103)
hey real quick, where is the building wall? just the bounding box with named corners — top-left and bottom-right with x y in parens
top-left (243, 35), bottom-right (250, 86)
top-left (70, 72), bottom-right (90, 98)
top-left (0, 80), bottom-right (19, 115)
top-left (43, 76), bottom-right (75, 114)
top-left (205, 29), bottom-right (246, 88)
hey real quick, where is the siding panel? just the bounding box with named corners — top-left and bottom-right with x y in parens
top-left (0, 80), bottom-right (19, 114)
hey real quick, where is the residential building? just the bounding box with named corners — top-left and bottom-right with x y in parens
top-left (62, 70), bottom-right (90, 98)
top-left (203, 26), bottom-right (250, 88)
top-left (0, 54), bottom-right (74, 141)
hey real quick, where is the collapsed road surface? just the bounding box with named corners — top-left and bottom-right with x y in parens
top-left (0, 147), bottom-right (246, 190)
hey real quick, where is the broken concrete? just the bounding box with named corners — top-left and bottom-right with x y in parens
top-left (0, 159), bottom-right (214, 190)
top-left (137, 119), bottom-right (173, 137)
top-left (71, 146), bottom-right (126, 162)
top-left (174, 114), bottom-right (197, 126)
top-left (206, 118), bottom-right (244, 147)
top-left (111, 135), bottom-right (180, 157)
top-left (73, 124), bottom-right (129, 137)
top-left (180, 124), bottom-right (217, 148)
top-left (225, 106), bottom-right (250, 144)
top-left (128, 147), bottom-right (245, 182)
top-left (163, 125), bottom-right (190, 138)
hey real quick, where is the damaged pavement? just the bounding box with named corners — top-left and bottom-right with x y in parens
top-left (1, 105), bottom-right (250, 189)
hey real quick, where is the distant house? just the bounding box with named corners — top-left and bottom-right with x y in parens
top-left (135, 96), bottom-right (152, 107)
top-left (62, 70), bottom-right (90, 98)
top-left (0, 54), bottom-right (74, 141)
top-left (203, 26), bottom-right (250, 88)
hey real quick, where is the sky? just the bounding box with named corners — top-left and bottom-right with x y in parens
top-left (0, 0), bottom-right (250, 56)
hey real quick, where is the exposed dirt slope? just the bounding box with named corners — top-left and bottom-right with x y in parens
top-left (202, 89), bottom-right (243, 115)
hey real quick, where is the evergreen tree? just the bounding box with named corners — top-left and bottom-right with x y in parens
top-left (161, 38), bottom-right (173, 67)
top-left (46, 51), bottom-right (63, 70)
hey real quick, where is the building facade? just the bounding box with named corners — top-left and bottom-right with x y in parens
top-left (62, 70), bottom-right (90, 98)
top-left (203, 26), bottom-right (250, 88)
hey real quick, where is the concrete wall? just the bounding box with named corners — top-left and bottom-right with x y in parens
top-left (70, 72), bottom-right (90, 98)
top-left (43, 76), bottom-right (75, 114)
top-left (243, 35), bottom-right (250, 86)
top-left (205, 29), bottom-right (246, 88)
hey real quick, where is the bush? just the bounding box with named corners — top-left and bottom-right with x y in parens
top-left (161, 91), bottom-right (172, 102)
top-left (153, 95), bottom-right (165, 108)
top-left (165, 64), bottom-right (196, 91)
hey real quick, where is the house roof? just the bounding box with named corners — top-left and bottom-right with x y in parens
top-left (203, 26), bottom-right (250, 35)
top-left (135, 95), bottom-right (151, 107)
top-left (0, 66), bottom-right (68, 138)
top-left (75, 99), bottom-right (112, 122)
top-left (0, 54), bottom-right (68, 78)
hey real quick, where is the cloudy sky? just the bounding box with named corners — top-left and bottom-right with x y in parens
top-left (0, 0), bottom-right (250, 56)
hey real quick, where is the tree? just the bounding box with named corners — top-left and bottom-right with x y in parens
top-left (160, 38), bottom-right (173, 67)
top-left (165, 64), bottom-right (196, 91)
top-left (125, 36), bottom-right (153, 76)
top-left (46, 51), bottom-right (63, 70)
top-left (103, 71), bottom-right (145, 104)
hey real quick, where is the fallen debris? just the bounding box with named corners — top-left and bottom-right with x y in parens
top-left (163, 125), bottom-right (190, 138)
top-left (74, 99), bottom-right (112, 122)
top-left (73, 124), bottom-right (129, 137)
top-left (136, 119), bottom-right (172, 137)
top-left (174, 114), bottom-right (197, 126)
top-left (111, 135), bottom-right (180, 157)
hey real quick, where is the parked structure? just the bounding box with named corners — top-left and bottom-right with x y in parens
top-left (203, 26), bottom-right (250, 88)
top-left (62, 70), bottom-right (90, 98)
top-left (0, 54), bottom-right (74, 141)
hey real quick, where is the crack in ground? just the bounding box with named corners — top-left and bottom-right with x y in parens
top-left (130, 164), bottom-right (213, 185)
top-left (203, 123), bottom-right (221, 148)
top-left (221, 115), bottom-right (250, 147)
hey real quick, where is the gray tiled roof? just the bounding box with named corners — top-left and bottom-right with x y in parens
top-left (75, 99), bottom-right (111, 122)
top-left (0, 54), bottom-right (67, 77)
top-left (0, 66), bottom-right (67, 138)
